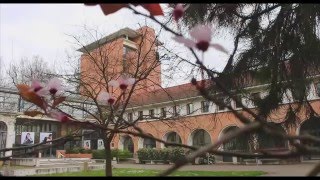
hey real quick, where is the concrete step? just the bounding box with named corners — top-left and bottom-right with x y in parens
top-left (39, 162), bottom-right (94, 166)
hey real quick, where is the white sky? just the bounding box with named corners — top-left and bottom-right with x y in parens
top-left (0, 4), bottom-right (234, 87)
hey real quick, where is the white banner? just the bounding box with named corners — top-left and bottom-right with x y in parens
top-left (40, 132), bottom-right (53, 144)
top-left (83, 140), bottom-right (91, 149)
top-left (97, 139), bottom-right (104, 150)
top-left (21, 132), bottom-right (34, 145)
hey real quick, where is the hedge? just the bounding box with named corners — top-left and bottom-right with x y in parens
top-left (66, 147), bottom-right (92, 154)
top-left (137, 147), bottom-right (185, 163)
top-left (92, 149), bottom-right (133, 159)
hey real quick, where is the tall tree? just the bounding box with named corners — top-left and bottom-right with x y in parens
top-left (7, 55), bottom-right (56, 86)
top-left (180, 3), bottom-right (320, 124)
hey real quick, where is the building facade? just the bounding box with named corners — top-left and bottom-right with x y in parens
top-left (77, 26), bottom-right (320, 162)
top-left (1, 26), bottom-right (320, 163)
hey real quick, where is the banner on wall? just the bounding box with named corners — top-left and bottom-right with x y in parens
top-left (97, 139), bottom-right (104, 150)
top-left (21, 132), bottom-right (35, 145)
top-left (83, 140), bottom-right (91, 149)
top-left (40, 132), bottom-right (53, 144)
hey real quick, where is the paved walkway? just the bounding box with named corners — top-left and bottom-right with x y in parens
top-left (114, 161), bottom-right (319, 176)
top-left (1, 160), bottom-right (319, 176)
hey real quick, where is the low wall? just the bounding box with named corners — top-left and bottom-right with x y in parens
top-left (56, 150), bottom-right (92, 158)
top-left (2, 164), bottom-right (107, 176)
top-left (10, 158), bottom-right (37, 167)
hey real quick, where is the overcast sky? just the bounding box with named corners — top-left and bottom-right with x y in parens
top-left (0, 4), bottom-right (234, 87)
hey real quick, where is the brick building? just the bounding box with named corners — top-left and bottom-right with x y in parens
top-left (78, 26), bottom-right (320, 163)
top-left (1, 26), bottom-right (319, 162)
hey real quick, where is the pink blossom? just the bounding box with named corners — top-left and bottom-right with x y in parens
top-left (49, 110), bottom-right (70, 123)
top-left (97, 91), bottom-right (116, 105)
top-left (108, 75), bottom-right (135, 90)
top-left (30, 79), bottom-right (47, 96)
top-left (173, 4), bottom-right (189, 22)
top-left (173, 24), bottom-right (228, 53)
top-left (46, 78), bottom-right (64, 96)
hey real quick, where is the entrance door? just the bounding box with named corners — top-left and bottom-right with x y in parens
top-left (0, 122), bottom-right (7, 157)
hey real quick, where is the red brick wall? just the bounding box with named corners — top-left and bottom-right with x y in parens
top-left (79, 26), bottom-right (161, 97)
top-left (112, 100), bottom-right (320, 153)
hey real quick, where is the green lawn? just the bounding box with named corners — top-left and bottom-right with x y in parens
top-left (35, 168), bottom-right (266, 176)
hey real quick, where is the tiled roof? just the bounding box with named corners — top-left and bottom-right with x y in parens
top-left (128, 80), bottom-right (212, 108)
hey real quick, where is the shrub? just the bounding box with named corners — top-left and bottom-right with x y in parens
top-left (66, 147), bottom-right (93, 154)
top-left (137, 148), bottom-right (149, 162)
top-left (92, 149), bottom-right (132, 160)
top-left (137, 148), bottom-right (186, 163)
top-left (66, 147), bottom-right (79, 154)
top-left (78, 147), bottom-right (85, 154)
top-left (169, 147), bottom-right (185, 163)
top-left (159, 148), bottom-right (170, 163)
top-left (111, 149), bottom-right (119, 158)
top-left (92, 150), bottom-right (105, 159)
top-left (118, 149), bottom-right (133, 159)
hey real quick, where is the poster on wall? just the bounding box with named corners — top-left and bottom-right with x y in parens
top-left (83, 140), bottom-right (91, 149)
top-left (40, 132), bottom-right (53, 144)
top-left (97, 139), bottom-right (104, 150)
top-left (21, 132), bottom-right (35, 145)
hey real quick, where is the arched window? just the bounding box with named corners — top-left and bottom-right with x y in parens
top-left (257, 123), bottom-right (288, 149)
top-left (192, 129), bottom-right (211, 147)
top-left (123, 136), bottom-right (134, 153)
top-left (143, 134), bottom-right (156, 148)
top-left (222, 126), bottom-right (250, 152)
top-left (0, 121), bottom-right (7, 157)
top-left (165, 132), bottom-right (182, 147)
top-left (300, 117), bottom-right (320, 160)
top-left (221, 126), bottom-right (250, 162)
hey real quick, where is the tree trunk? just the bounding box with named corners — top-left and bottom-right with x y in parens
top-left (104, 139), bottom-right (112, 177)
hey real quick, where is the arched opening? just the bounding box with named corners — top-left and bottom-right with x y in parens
top-left (257, 123), bottom-right (288, 150)
top-left (143, 134), bottom-right (156, 148)
top-left (0, 121), bottom-right (7, 158)
top-left (122, 135), bottom-right (134, 153)
top-left (299, 117), bottom-right (320, 160)
top-left (221, 126), bottom-right (250, 162)
top-left (164, 132), bottom-right (182, 148)
top-left (191, 129), bottom-right (211, 147)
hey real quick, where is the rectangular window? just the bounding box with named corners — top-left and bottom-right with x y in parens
top-left (250, 92), bottom-right (260, 106)
top-left (315, 82), bottom-right (320, 97)
top-left (235, 95), bottom-right (242, 109)
top-left (122, 46), bottom-right (135, 73)
top-left (149, 109), bottom-right (155, 118)
top-left (186, 103), bottom-right (193, 115)
top-left (173, 105), bottom-right (179, 117)
top-left (161, 107), bottom-right (166, 118)
top-left (217, 97), bottom-right (225, 111)
top-left (127, 113), bottom-right (133, 122)
top-left (217, 97), bottom-right (231, 111)
top-left (138, 111), bottom-right (143, 120)
top-left (201, 101), bottom-right (210, 113)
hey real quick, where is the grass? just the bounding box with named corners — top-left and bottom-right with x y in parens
top-left (35, 168), bottom-right (266, 176)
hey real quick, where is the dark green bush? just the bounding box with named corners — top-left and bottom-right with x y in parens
top-left (66, 147), bottom-right (80, 154)
top-left (78, 148), bottom-right (85, 154)
top-left (66, 147), bottom-right (93, 154)
top-left (92, 149), bottom-right (105, 159)
top-left (169, 147), bottom-right (185, 163)
top-left (92, 149), bottom-right (132, 159)
top-left (111, 149), bottom-right (119, 158)
top-left (118, 149), bottom-right (133, 159)
top-left (137, 147), bottom-right (186, 163)
top-left (159, 148), bottom-right (170, 162)
top-left (137, 148), bottom-right (149, 162)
